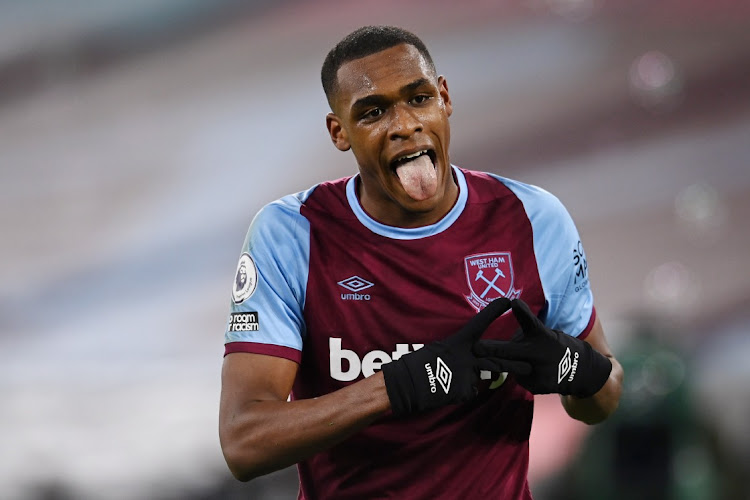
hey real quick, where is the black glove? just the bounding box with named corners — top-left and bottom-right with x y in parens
top-left (382, 297), bottom-right (530, 416)
top-left (474, 299), bottom-right (612, 398)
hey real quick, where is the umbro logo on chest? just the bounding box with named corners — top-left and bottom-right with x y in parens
top-left (338, 276), bottom-right (374, 301)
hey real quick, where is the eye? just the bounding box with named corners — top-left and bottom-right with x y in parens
top-left (411, 94), bottom-right (431, 105)
top-left (361, 108), bottom-right (384, 121)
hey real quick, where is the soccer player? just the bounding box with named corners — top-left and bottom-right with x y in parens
top-left (219, 25), bottom-right (623, 499)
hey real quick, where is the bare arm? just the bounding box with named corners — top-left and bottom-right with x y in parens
top-left (219, 352), bottom-right (391, 481)
top-left (560, 316), bottom-right (623, 424)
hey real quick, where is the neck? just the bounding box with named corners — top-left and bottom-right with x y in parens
top-left (358, 170), bottom-right (459, 228)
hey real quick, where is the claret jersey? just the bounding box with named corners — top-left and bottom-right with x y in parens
top-left (224, 166), bottom-right (596, 500)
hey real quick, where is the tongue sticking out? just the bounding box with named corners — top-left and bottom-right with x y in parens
top-left (395, 154), bottom-right (438, 201)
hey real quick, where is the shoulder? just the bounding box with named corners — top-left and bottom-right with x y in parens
top-left (260, 176), bottom-right (352, 218)
top-left (247, 176), bottom-right (353, 244)
top-left (491, 173), bottom-right (565, 211)
top-left (250, 177), bottom-right (340, 228)
top-left (245, 186), bottom-right (318, 250)
top-left (461, 168), bottom-right (570, 222)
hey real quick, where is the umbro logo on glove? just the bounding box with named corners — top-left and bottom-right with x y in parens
top-left (557, 347), bottom-right (579, 385)
top-left (424, 357), bottom-right (452, 394)
top-left (474, 299), bottom-right (612, 398)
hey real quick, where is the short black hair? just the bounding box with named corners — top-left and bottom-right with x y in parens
top-left (321, 25), bottom-right (436, 109)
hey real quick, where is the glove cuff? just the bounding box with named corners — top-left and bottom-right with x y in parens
top-left (573, 342), bottom-right (612, 398)
top-left (382, 359), bottom-right (415, 417)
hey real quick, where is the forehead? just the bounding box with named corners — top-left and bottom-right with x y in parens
top-left (335, 44), bottom-right (435, 109)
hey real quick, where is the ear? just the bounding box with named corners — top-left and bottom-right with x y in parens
top-left (438, 76), bottom-right (453, 117)
top-left (326, 113), bottom-right (350, 151)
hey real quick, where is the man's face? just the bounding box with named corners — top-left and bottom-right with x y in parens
top-left (327, 44), bottom-right (454, 227)
top-left (237, 265), bottom-right (247, 288)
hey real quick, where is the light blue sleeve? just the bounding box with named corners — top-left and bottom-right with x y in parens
top-left (224, 190), bottom-right (313, 351)
top-left (496, 176), bottom-right (594, 337)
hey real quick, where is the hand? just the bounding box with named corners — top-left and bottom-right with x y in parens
top-left (382, 297), bottom-right (529, 416)
top-left (474, 299), bottom-right (612, 398)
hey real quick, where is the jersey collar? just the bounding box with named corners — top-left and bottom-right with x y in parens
top-left (346, 165), bottom-right (468, 240)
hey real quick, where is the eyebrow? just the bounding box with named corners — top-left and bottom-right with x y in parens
top-left (403, 78), bottom-right (431, 92)
top-left (350, 78), bottom-right (432, 112)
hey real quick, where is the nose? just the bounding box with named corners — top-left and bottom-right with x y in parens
top-left (388, 104), bottom-right (422, 141)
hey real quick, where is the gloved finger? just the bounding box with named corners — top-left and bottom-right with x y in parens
top-left (510, 299), bottom-right (546, 335)
top-left (457, 297), bottom-right (511, 342)
top-left (511, 327), bottom-right (525, 341)
top-left (476, 357), bottom-right (532, 376)
top-left (473, 339), bottom-right (529, 360)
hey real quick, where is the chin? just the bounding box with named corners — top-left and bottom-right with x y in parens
top-left (402, 194), bottom-right (441, 214)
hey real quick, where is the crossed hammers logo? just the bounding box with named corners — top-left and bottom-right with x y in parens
top-left (474, 267), bottom-right (506, 299)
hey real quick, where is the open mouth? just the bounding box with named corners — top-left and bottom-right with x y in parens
top-left (389, 149), bottom-right (439, 201)
top-left (390, 149), bottom-right (437, 171)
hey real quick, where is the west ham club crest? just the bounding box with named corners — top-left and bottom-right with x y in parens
top-left (464, 252), bottom-right (522, 311)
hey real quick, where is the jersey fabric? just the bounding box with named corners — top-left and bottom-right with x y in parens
top-left (224, 166), bottom-right (596, 500)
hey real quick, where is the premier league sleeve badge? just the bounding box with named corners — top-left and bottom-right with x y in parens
top-left (232, 253), bottom-right (258, 304)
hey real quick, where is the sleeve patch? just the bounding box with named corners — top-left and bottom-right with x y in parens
top-left (228, 312), bottom-right (260, 332)
top-left (572, 240), bottom-right (589, 293)
top-left (232, 253), bottom-right (258, 303)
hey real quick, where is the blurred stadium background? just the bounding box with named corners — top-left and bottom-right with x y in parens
top-left (1, 1), bottom-right (749, 498)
